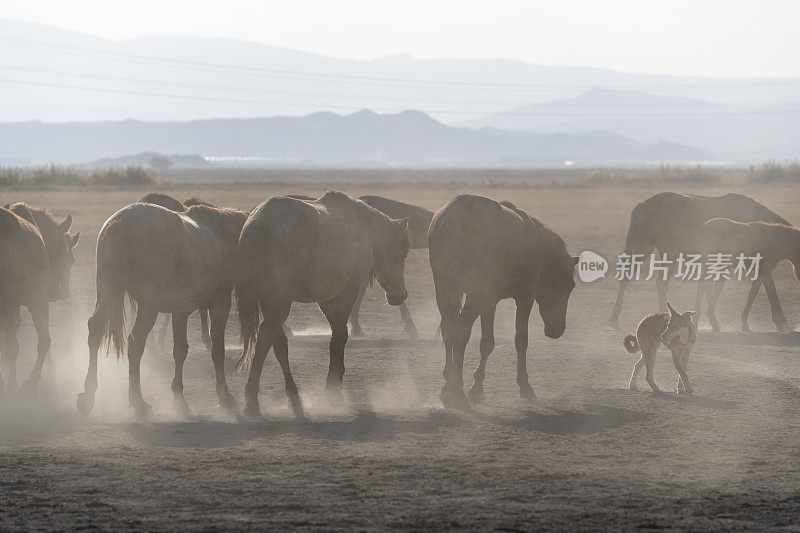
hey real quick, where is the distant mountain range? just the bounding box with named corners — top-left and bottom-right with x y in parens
top-left (0, 20), bottom-right (797, 166)
top-left (1, 19), bottom-right (798, 124)
top-left (0, 110), bottom-right (709, 167)
top-left (464, 88), bottom-right (800, 161)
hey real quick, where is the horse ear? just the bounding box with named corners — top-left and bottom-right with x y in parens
top-left (571, 255), bottom-right (579, 266)
top-left (667, 303), bottom-right (679, 317)
top-left (397, 217), bottom-right (409, 231)
top-left (59, 214), bottom-right (72, 232)
top-left (70, 232), bottom-right (80, 248)
top-left (683, 311), bottom-right (696, 318)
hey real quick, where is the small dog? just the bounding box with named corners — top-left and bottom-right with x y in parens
top-left (623, 303), bottom-right (697, 394)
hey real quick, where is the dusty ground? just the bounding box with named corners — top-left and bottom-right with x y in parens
top-left (1, 181), bottom-right (800, 530)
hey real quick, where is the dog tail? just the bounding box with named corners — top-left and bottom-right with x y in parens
top-left (622, 334), bottom-right (640, 355)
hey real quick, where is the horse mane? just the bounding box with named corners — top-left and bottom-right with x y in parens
top-left (10, 202), bottom-right (58, 232)
top-left (137, 192), bottom-right (186, 212)
top-left (183, 196), bottom-right (216, 208)
top-left (499, 200), bottom-right (542, 229)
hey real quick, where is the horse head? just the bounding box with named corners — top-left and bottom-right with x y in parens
top-left (534, 225), bottom-right (578, 339)
top-left (373, 217), bottom-right (411, 306)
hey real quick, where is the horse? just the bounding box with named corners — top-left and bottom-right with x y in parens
top-left (77, 202), bottom-right (248, 417)
top-left (695, 218), bottom-right (800, 332)
top-left (428, 195), bottom-right (578, 409)
top-left (349, 195), bottom-right (434, 338)
top-left (0, 203), bottom-right (79, 390)
top-left (235, 191), bottom-right (410, 419)
top-left (608, 192), bottom-right (789, 330)
top-left (136, 193), bottom-right (213, 351)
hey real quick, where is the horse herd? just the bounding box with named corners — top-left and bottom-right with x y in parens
top-left (0, 190), bottom-right (797, 419)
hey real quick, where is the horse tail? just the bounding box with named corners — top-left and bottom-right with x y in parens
top-left (622, 334), bottom-right (640, 355)
top-left (624, 203), bottom-right (650, 254)
top-left (95, 238), bottom-right (129, 358)
top-left (234, 238), bottom-right (260, 373)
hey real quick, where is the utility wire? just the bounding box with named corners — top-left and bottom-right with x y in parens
top-left (2, 35), bottom-right (799, 90)
top-left (1, 77), bottom-right (798, 117)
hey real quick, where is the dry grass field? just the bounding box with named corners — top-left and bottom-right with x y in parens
top-left (1, 179), bottom-right (800, 529)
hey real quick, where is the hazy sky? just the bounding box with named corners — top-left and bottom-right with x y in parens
top-left (2, 0), bottom-right (799, 78)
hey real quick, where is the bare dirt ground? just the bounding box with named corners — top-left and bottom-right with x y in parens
top-left (1, 181), bottom-right (800, 530)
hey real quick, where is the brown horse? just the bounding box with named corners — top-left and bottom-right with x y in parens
top-left (608, 192), bottom-right (789, 330)
top-left (428, 195), bottom-right (578, 409)
top-left (235, 191), bottom-right (410, 419)
top-left (0, 203), bottom-right (79, 390)
top-left (349, 195), bottom-right (434, 338)
top-left (136, 192), bottom-right (213, 351)
top-left (77, 202), bottom-right (247, 417)
top-left (695, 218), bottom-right (800, 332)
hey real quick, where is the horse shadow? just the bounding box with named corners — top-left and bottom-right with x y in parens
top-left (696, 331), bottom-right (800, 347)
top-left (473, 402), bottom-right (649, 435)
top-left (123, 408), bottom-right (465, 448)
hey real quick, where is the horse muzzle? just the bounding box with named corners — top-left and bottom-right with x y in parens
top-left (386, 287), bottom-right (408, 306)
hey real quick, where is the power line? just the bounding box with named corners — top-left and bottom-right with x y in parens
top-left (3, 64), bottom-right (781, 109)
top-left (2, 77), bottom-right (798, 118)
top-left (2, 35), bottom-right (799, 91)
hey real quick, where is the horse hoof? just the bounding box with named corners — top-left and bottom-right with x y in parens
top-left (219, 393), bottom-right (238, 414)
top-left (467, 385), bottom-right (485, 404)
top-left (20, 379), bottom-right (39, 394)
top-left (519, 385), bottom-right (537, 403)
top-left (76, 392), bottom-right (95, 415)
top-left (607, 319), bottom-right (620, 331)
top-left (288, 396), bottom-right (305, 419)
top-left (325, 387), bottom-right (346, 408)
top-left (351, 327), bottom-right (366, 337)
top-left (173, 398), bottom-right (190, 417)
top-left (441, 388), bottom-right (470, 411)
top-left (130, 400), bottom-right (152, 420)
top-left (243, 402), bottom-right (262, 420)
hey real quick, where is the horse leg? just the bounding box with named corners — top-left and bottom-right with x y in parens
top-left (398, 302), bottom-right (419, 339)
top-left (170, 312), bottom-right (190, 416)
top-left (654, 258), bottom-right (673, 313)
top-left (443, 294), bottom-right (480, 410)
top-left (763, 274), bottom-right (789, 332)
top-left (608, 233), bottom-right (654, 329)
top-left (78, 304), bottom-right (106, 415)
top-left (208, 293), bottom-right (235, 413)
top-left (24, 299), bottom-right (49, 388)
top-left (514, 297), bottom-right (536, 402)
top-left (127, 305), bottom-right (158, 418)
top-left (0, 306), bottom-right (21, 391)
top-left (741, 278), bottom-right (762, 332)
top-left (468, 303), bottom-right (497, 404)
top-left (319, 284), bottom-right (360, 404)
top-left (434, 280), bottom-right (463, 408)
top-left (199, 308), bottom-right (212, 351)
top-left (272, 326), bottom-right (303, 418)
top-left (694, 281), bottom-right (704, 327)
top-left (156, 313), bottom-right (170, 352)
top-left (705, 280), bottom-right (726, 332)
top-left (348, 276), bottom-right (369, 337)
top-left (244, 301), bottom-right (291, 419)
